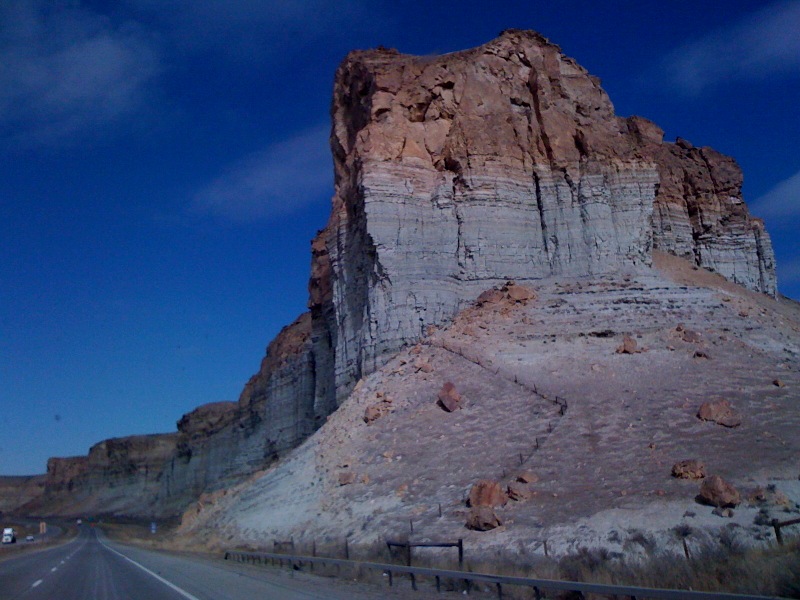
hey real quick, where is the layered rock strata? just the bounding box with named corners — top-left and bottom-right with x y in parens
top-left (310, 29), bottom-right (775, 410)
top-left (0, 475), bottom-right (45, 514)
top-left (26, 30), bottom-right (777, 520)
top-left (27, 313), bottom-right (315, 518)
top-left (159, 313), bottom-right (315, 512)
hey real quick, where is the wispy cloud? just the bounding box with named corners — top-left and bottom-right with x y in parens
top-left (125, 0), bottom-right (373, 61)
top-left (192, 125), bottom-right (332, 223)
top-left (751, 170), bottom-right (800, 220)
top-left (0, 1), bottom-right (160, 146)
top-left (663, 0), bottom-right (800, 94)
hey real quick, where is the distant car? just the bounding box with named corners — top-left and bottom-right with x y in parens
top-left (25, 535), bottom-right (34, 542)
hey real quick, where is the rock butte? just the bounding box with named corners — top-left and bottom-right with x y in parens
top-left (3, 30), bottom-right (785, 527)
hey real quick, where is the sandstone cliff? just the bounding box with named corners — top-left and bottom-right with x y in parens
top-left (0, 475), bottom-right (45, 515)
top-left (158, 312), bottom-right (314, 514)
top-left (28, 313), bottom-right (314, 518)
top-left (310, 29), bottom-right (776, 412)
top-left (27, 30), bottom-right (778, 521)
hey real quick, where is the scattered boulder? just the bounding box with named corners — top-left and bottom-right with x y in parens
top-left (693, 349), bottom-right (711, 359)
top-left (697, 399), bottom-right (741, 427)
top-left (681, 329), bottom-right (701, 343)
top-left (616, 335), bottom-right (639, 354)
top-left (475, 282), bottom-right (536, 307)
top-left (363, 394), bottom-right (393, 423)
top-left (338, 471), bottom-right (356, 486)
top-left (698, 475), bottom-right (740, 507)
top-left (476, 288), bottom-right (505, 306)
top-left (672, 459), bottom-right (706, 480)
top-left (466, 506), bottom-right (502, 531)
top-left (712, 507), bottom-right (734, 518)
top-left (414, 358), bottom-right (434, 373)
top-left (516, 471), bottom-right (539, 484)
top-left (507, 481), bottom-right (533, 501)
top-left (437, 382), bottom-right (462, 412)
top-left (468, 480), bottom-right (508, 508)
top-left (773, 379), bottom-right (786, 388)
top-left (503, 281), bottom-right (536, 303)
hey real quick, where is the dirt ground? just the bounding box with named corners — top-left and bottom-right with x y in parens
top-left (177, 253), bottom-right (800, 567)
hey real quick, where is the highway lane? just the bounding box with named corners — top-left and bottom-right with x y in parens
top-left (0, 526), bottom-right (189, 600)
top-left (0, 526), bottom-right (426, 599)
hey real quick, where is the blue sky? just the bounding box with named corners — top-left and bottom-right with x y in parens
top-left (1, 1), bottom-right (798, 475)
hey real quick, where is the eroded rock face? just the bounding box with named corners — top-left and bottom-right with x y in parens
top-left (35, 313), bottom-right (316, 518)
top-left (311, 29), bottom-right (775, 410)
top-left (648, 138), bottom-right (775, 295)
top-left (0, 476), bottom-right (45, 514)
top-left (159, 312), bottom-right (315, 514)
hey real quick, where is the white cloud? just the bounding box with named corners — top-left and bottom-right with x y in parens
top-left (0, 1), bottom-right (160, 146)
top-left (664, 0), bottom-right (800, 94)
top-left (751, 170), bottom-right (800, 219)
top-left (125, 0), bottom-right (372, 60)
top-left (192, 124), bottom-right (332, 223)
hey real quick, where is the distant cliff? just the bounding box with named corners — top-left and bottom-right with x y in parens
top-left (26, 30), bottom-right (776, 519)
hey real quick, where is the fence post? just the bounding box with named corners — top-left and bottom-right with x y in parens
top-left (773, 520), bottom-right (783, 545)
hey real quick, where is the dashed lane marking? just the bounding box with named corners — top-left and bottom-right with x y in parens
top-left (32, 580), bottom-right (42, 588)
top-left (101, 543), bottom-right (201, 600)
top-left (50, 567), bottom-right (57, 572)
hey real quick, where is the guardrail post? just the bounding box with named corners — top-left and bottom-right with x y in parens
top-left (533, 586), bottom-right (541, 600)
top-left (496, 582), bottom-right (503, 599)
top-left (458, 538), bottom-right (464, 569)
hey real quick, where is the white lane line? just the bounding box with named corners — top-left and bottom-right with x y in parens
top-left (32, 580), bottom-right (43, 588)
top-left (50, 567), bottom-right (57, 572)
top-left (101, 543), bottom-right (200, 600)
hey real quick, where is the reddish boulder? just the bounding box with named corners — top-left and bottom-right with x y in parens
top-left (338, 471), bottom-right (356, 486)
top-left (504, 281), bottom-right (536, 303)
top-left (516, 471), bottom-right (539, 484)
top-left (466, 506), bottom-right (502, 531)
top-left (476, 288), bottom-right (505, 306)
top-left (681, 329), bottom-right (701, 343)
top-left (616, 335), bottom-right (639, 354)
top-left (507, 481), bottom-right (533, 501)
top-left (697, 399), bottom-right (741, 427)
top-left (698, 475), bottom-right (740, 508)
top-left (437, 382), bottom-right (462, 412)
top-left (468, 480), bottom-right (508, 508)
top-left (671, 459), bottom-right (706, 480)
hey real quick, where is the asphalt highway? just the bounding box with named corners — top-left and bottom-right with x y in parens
top-left (0, 526), bottom-right (404, 600)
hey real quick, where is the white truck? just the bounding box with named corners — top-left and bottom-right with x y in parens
top-left (2, 528), bottom-right (16, 544)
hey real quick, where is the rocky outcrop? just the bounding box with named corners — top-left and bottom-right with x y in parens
top-left (30, 313), bottom-right (315, 518)
top-left (160, 312), bottom-right (315, 508)
top-left (647, 135), bottom-right (776, 295)
top-left (22, 30), bottom-right (778, 521)
top-left (310, 29), bottom-right (776, 412)
top-left (0, 476), bottom-right (45, 515)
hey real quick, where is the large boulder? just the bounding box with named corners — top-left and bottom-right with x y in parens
top-left (697, 399), bottom-right (741, 428)
top-left (466, 506), bottom-right (502, 531)
top-left (437, 382), bottom-right (462, 412)
top-left (698, 475), bottom-right (741, 508)
top-left (468, 480), bottom-right (508, 508)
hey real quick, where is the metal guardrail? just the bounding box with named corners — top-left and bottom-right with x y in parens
top-left (223, 549), bottom-right (782, 600)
